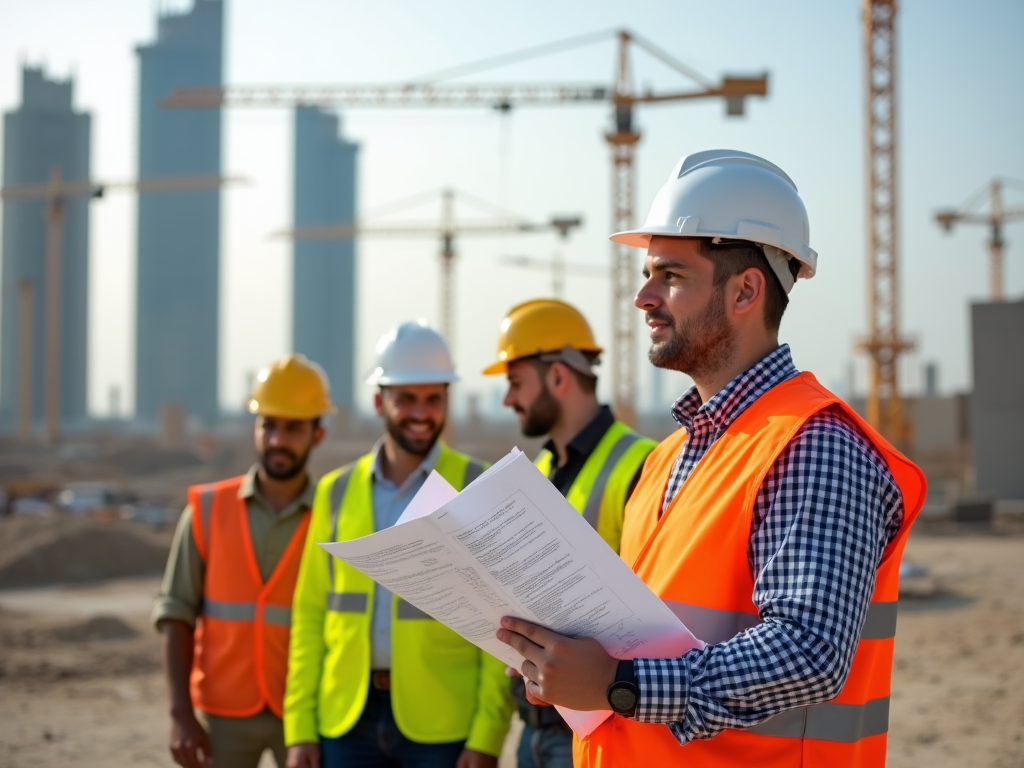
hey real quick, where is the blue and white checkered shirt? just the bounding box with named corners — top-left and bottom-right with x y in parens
top-left (633, 344), bottom-right (904, 745)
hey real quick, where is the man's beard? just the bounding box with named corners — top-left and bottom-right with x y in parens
top-left (647, 287), bottom-right (737, 381)
top-left (516, 385), bottom-right (561, 438)
top-left (259, 445), bottom-right (312, 481)
top-left (384, 414), bottom-right (444, 456)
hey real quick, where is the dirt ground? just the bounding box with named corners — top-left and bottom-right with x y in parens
top-left (1, 532), bottom-right (1022, 768)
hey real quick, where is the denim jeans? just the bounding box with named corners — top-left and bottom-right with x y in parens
top-left (516, 723), bottom-right (574, 768)
top-left (320, 689), bottom-right (465, 768)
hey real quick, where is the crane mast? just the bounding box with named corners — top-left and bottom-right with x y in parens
top-left (859, 0), bottom-right (912, 445)
top-left (606, 32), bottom-right (642, 426)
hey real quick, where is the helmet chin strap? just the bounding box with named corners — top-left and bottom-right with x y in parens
top-left (537, 346), bottom-right (599, 378)
top-left (761, 245), bottom-right (797, 295)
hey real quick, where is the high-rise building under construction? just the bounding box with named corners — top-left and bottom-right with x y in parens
top-left (0, 67), bottom-right (91, 429)
top-left (135, 0), bottom-right (222, 423)
top-left (292, 107), bottom-right (359, 411)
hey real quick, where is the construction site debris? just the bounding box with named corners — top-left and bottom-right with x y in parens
top-left (0, 515), bottom-right (172, 589)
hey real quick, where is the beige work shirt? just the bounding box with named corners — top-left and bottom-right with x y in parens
top-left (152, 464), bottom-right (315, 628)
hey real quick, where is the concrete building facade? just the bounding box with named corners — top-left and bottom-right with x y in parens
top-left (1, 67), bottom-right (91, 428)
top-left (134, 0), bottom-right (223, 423)
top-left (971, 298), bottom-right (1024, 500)
top-left (292, 107), bottom-right (358, 411)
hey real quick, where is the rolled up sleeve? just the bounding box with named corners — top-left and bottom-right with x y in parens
top-left (151, 504), bottom-right (205, 629)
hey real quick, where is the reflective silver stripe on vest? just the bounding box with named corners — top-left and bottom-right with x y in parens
top-left (860, 600), bottom-right (898, 640)
top-left (663, 600), bottom-right (899, 646)
top-left (327, 591), bottom-right (368, 613)
top-left (747, 696), bottom-right (890, 742)
top-left (582, 432), bottom-right (642, 529)
top-left (198, 486), bottom-right (215, 547)
top-left (203, 599), bottom-right (256, 621)
top-left (396, 599), bottom-right (432, 620)
top-left (203, 600), bottom-right (292, 626)
top-left (262, 605), bottom-right (292, 627)
top-left (326, 468), bottom-right (355, 588)
top-left (662, 600), bottom-right (760, 645)
top-left (463, 460), bottom-right (486, 486)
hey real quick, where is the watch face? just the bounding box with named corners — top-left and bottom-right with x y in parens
top-left (609, 684), bottom-right (637, 712)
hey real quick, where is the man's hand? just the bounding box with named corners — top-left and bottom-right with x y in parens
top-left (496, 616), bottom-right (618, 711)
top-left (506, 665), bottom-right (551, 707)
top-left (455, 747), bottom-right (498, 768)
top-left (286, 742), bottom-right (321, 768)
top-left (169, 709), bottom-right (212, 768)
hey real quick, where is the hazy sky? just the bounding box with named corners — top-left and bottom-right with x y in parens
top-left (2, 0), bottom-right (1023, 419)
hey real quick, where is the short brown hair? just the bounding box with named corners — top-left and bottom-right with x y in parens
top-left (696, 239), bottom-right (799, 331)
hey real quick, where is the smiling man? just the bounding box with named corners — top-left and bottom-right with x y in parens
top-left (496, 150), bottom-right (927, 767)
top-left (284, 320), bottom-right (513, 768)
top-left (153, 354), bottom-right (334, 768)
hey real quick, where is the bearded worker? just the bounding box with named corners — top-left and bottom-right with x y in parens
top-left (496, 149), bottom-right (926, 767)
top-left (482, 298), bottom-right (655, 768)
top-left (285, 320), bottom-right (513, 768)
top-left (154, 354), bottom-right (334, 768)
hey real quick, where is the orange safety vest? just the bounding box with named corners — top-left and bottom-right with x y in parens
top-left (188, 476), bottom-right (311, 719)
top-left (575, 372), bottom-right (926, 768)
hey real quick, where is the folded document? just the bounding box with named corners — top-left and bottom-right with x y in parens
top-left (319, 448), bottom-right (702, 738)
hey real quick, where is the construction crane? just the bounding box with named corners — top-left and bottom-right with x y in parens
top-left (499, 253), bottom-right (609, 298)
top-left (935, 178), bottom-right (1024, 302)
top-left (274, 187), bottom-right (582, 350)
top-left (0, 171), bottom-right (243, 443)
top-left (857, 0), bottom-right (913, 446)
top-left (164, 28), bottom-right (768, 426)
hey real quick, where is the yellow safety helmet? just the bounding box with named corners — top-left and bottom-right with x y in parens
top-left (482, 299), bottom-right (603, 376)
top-left (247, 354), bottom-right (337, 419)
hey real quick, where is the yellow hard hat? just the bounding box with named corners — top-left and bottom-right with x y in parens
top-left (247, 354), bottom-right (337, 419)
top-left (482, 299), bottom-right (603, 375)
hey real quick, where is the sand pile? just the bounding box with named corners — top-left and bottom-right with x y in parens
top-left (47, 615), bottom-right (138, 643)
top-left (1, 612), bottom-right (139, 649)
top-left (0, 516), bottom-right (172, 588)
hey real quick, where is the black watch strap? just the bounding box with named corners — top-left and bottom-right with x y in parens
top-left (606, 659), bottom-right (639, 716)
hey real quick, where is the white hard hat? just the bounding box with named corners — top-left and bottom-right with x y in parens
top-left (611, 149), bottom-right (817, 293)
top-left (366, 319), bottom-right (459, 386)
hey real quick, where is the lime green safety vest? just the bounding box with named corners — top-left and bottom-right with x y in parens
top-left (535, 420), bottom-right (656, 552)
top-left (284, 444), bottom-right (514, 754)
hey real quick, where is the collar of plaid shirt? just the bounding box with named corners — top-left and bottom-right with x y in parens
top-left (669, 344), bottom-right (800, 435)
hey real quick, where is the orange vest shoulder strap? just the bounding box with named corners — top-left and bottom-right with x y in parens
top-left (187, 476), bottom-right (246, 561)
top-left (619, 428), bottom-right (688, 561)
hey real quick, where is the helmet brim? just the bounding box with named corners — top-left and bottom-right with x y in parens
top-left (481, 360), bottom-right (507, 376)
top-left (365, 372), bottom-right (461, 387)
top-left (247, 399), bottom-right (338, 419)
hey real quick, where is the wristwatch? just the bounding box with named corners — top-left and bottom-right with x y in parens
top-left (606, 659), bottom-right (639, 717)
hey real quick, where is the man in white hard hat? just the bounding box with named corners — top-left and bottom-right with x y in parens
top-left (285, 320), bottom-right (513, 768)
top-left (496, 150), bottom-right (926, 768)
top-left (154, 354), bottom-right (334, 768)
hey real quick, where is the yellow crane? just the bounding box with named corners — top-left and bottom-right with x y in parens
top-left (857, 0), bottom-right (914, 446)
top-left (0, 172), bottom-right (243, 443)
top-left (164, 28), bottom-right (767, 426)
top-left (936, 178), bottom-right (1024, 302)
top-left (274, 187), bottom-right (581, 351)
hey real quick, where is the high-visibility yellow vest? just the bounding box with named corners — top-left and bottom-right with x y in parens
top-left (284, 443), bottom-right (514, 755)
top-left (534, 420), bottom-right (657, 552)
